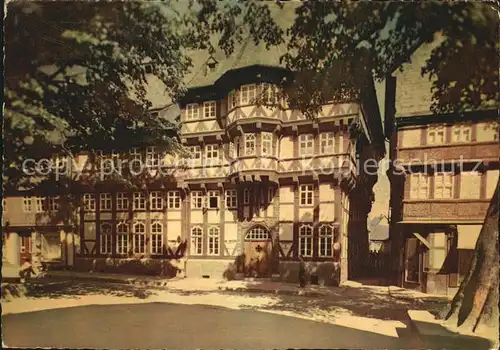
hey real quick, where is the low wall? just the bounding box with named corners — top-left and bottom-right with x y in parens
top-left (279, 261), bottom-right (340, 286)
top-left (74, 257), bottom-right (184, 277)
top-left (186, 259), bottom-right (235, 279)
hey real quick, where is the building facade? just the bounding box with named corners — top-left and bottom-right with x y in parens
top-left (2, 65), bottom-right (384, 285)
top-left (386, 39), bottom-right (499, 295)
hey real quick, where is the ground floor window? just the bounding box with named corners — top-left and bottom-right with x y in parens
top-left (150, 221), bottom-right (163, 255)
top-left (133, 222), bottom-right (146, 254)
top-left (191, 226), bottom-right (203, 255)
top-left (299, 224), bottom-right (313, 257)
top-left (208, 226), bottom-right (220, 256)
top-left (116, 222), bottom-right (129, 254)
top-left (100, 223), bottom-right (112, 254)
top-left (319, 225), bottom-right (334, 257)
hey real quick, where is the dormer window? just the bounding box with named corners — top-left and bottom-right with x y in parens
top-left (206, 56), bottom-right (218, 74)
top-left (145, 64), bottom-right (153, 74)
top-left (203, 101), bottom-right (216, 119)
top-left (186, 103), bottom-right (199, 121)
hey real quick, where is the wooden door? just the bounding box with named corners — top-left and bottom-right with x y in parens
top-left (20, 236), bottom-right (32, 263)
top-left (243, 226), bottom-right (272, 277)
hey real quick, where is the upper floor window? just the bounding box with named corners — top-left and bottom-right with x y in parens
top-left (410, 174), bottom-right (429, 199)
top-left (150, 191), bottom-right (164, 210)
top-left (427, 125), bottom-right (445, 145)
top-left (48, 196), bottom-right (60, 212)
top-left (243, 188), bottom-right (250, 205)
top-left (34, 197), bottom-right (44, 213)
top-left (244, 134), bottom-right (256, 156)
top-left (191, 191), bottom-right (204, 209)
top-left (240, 84), bottom-right (256, 105)
top-left (167, 190), bottom-right (181, 209)
top-left (133, 192), bottom-right (146, 210)
top-left (262, 132), bottom-right (273, 156)
top-left (203, 101), bottom-right (216, 119)
top-left (207, 190), bottom-right (219, 209)
top-left (188, 146), bottom-right (202, 165)
top-left (229, 90), bottom-right (239, 109)
top-left (186, 103), bottom-right (199, 120)
top-left (452, 124), bottom-right (471, 143)
top-left (205, 144), bottom-right (219, 163)
top-left (225, 189), bottom-right (237, 209)
top-left (300, 184), bottom-right (314, 206)
top-left (261, 83), bottom-right (279, 105)
top-left (130, 148), bottom-right (142, 162)
top-left (299, 134), bottom-right (314, 156)
top-left (434, 173), bottom-right (454, 199)
top-left (116, 192), bottom-right (129, 210)
top-left (100, 193), bottom-right (112, 211)
top-left (23, 196), bottom-right (32, 213)
top-left (146, 146), bottom-right (164, 167)
top-left (320, 132), bottom-right (335, 154)
top-left (83, 194), bottom-right (96, 212)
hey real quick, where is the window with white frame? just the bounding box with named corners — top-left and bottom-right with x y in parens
top-left (320, 132), bottom-right (335, 154)
top-left (243, 188), bottom-right (250, 205)
top-left (133, 192), bottom-right (146, 210)
top-left (203, 101), bottom-right (216, 119)
top-left (116, 192), bottom-right (129, 210)
top-left (207, 190), bottom-right (219, 209)
top-left (427, 125), bottom-right (445, 145)
top-left (130, 148), bottom-right (142, 162)
top-left (452, 124), bottom-right (471, 143)
top-left (208, 226), bottom-right (220, 255)
top-left (262, 83), bottom-right (278, 104)
top-left (244, 134), bottom-right (256, 156)
top-left (100, 222), bottom-right (112, 254)
top-left (240, 84), bottom-right (256, 105)
top-left (229, 142), bottom-right (236, 159)
top-left (319, 225), bottom-right (334, 257)
top-left (150, 221), bottom-right (163, 255)
top-left (300, 184), bottom-right (314, 206)
top-left (299, 134), bottom-right (314, 156)
top-left (150, 191), bottom-right (163, 210)
top-left (167, 190), bottom-right (181, 209)
top-left (245, 226), bottom-right (270, 240)
top-left (186, 103), bottom-right (199, 120)
top-left (188, 146), bottom-right (202, 165)
top-left (47, 196), bottom-right (60, 211)
top-left (229, 90), bottom-right (239, 109)
top-left (225, 189), bottom-right (237, 209)
top-left (191, 226), bottom-right (203, 255)
top-left (299, 224), bottom-right (313, 257)
top-left (434, 173), bottom-right (454, 199)
top-left (116, 222), bottom-right (129, 254)
top-left (100, 193), bottom-right (112, 211)
top-left (35, 196), bottom-right (44, 213)
top-left (191, 191), bottom-right (204, 209)
top-left (410, 174), bottom-right (429, 199)
top-left (205, 144), bottom-right (219, 164)
top-left (83, 194), bottom-right (96, 212)
top-left (262, 132), bottom-right (273, 156)
top-left (146, 146), bottom-right (164, 167)
top-left (23, 196), bottom-right (32, 213)
top-left (133, 222), bottom-right (146, 254)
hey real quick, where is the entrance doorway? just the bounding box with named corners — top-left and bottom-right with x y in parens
top-left (243, 226), bottom-right (272, 277)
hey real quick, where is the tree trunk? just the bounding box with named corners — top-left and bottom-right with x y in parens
top-left (445, 178), bottom-right (499, 336)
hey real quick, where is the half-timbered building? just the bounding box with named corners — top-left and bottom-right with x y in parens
top-left (3, 53), bottom-right (385, 285)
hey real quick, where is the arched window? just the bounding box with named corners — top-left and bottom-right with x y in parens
top-left (319, 225), bottom-right (334, 257)
top-left (299, 224), bottom-right (313, 257)
top-left (245, 226), bottom-right (270, 241)
top-left (208, 226), bottom-right (220, 256)
top-left (150, 221), bottom-right (163, 255)
top-left (133, 222), bottom-right (146, 254)
top-left (100, 222), bottom-right (112, 254)
top-left (116, 222), bottom-right (129, 254)
top-left (191, 226), bottom-right (203, 256)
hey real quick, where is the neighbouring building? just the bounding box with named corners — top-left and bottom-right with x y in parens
top-left (2, 46), bottom-right (385, 285)
top-left (386, 38), bottom-right (499, 295)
